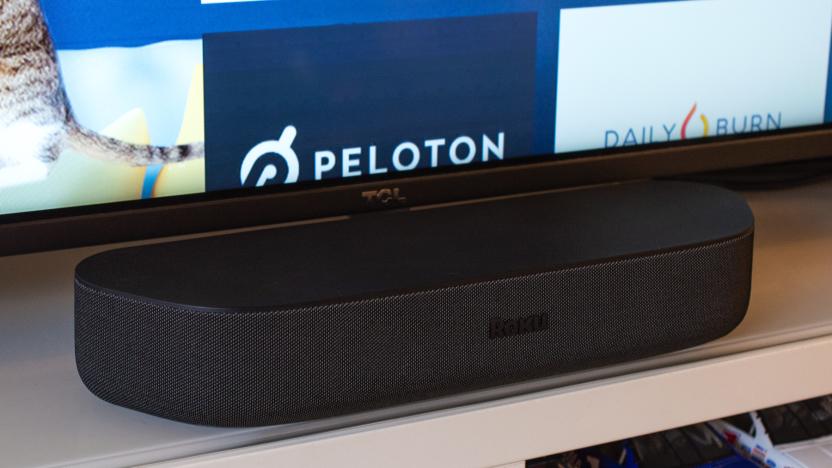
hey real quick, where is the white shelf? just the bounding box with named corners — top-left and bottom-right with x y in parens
top-left (150, 335), bottom-right (832, 468)
top-left (2, 180), bottom-right (832, 468)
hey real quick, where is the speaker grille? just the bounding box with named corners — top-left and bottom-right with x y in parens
top-left (75, 230), bottom-right (752, 426)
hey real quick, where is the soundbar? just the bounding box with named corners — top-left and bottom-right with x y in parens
top-left (75, 181), bottom-right (754, 426)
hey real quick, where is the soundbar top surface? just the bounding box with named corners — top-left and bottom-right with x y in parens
top-left (75, 181), bottom-right (753, 311)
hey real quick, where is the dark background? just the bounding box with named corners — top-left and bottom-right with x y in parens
top-left (203, 14), bottom-right (538, 191)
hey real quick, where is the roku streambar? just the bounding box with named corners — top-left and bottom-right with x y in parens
top-left (75, 181), bottom-right (753, 426)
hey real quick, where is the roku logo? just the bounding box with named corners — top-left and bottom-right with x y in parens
top-left (489, 313), bottom-right (549, 339)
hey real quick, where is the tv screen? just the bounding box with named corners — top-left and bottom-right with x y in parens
top-left (2, 0), bottom-right (831, 253)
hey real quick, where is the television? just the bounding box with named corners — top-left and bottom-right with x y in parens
top-left (1, 0), bottom-right (831, 255)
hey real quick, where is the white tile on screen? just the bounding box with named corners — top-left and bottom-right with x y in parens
top-left (554, 0), bottom-right (832, 153)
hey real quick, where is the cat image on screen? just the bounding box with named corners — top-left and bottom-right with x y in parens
top-left (0, 0), bottom-right (204, 188)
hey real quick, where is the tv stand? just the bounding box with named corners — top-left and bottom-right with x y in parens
top-left (1, 180), bottom-right (832, 467)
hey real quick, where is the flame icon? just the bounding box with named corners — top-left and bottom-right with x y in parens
top-left (681, 103), bottom-right (710, 140)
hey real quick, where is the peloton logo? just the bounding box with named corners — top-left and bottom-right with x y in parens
top-left (240, 126), bottom-right (300, 187)
top-left (240, 125), bottom-right (507, 187)
top-left (603, 103), bottom-right (783, 148)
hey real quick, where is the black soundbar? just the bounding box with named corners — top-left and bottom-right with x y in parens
top-left (75, 181), bottom-right (753, 426)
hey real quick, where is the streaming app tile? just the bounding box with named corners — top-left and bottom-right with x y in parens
top-left (204, 14), bottom-right (537, 190)
top-left (554, 0), bottom-right (832, 154)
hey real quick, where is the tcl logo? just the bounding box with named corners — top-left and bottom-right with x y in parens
top-left (361, 188), bottom-right (408, 206)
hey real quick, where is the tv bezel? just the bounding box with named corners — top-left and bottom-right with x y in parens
top-left (2, 125), bottom-right (831, 256)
